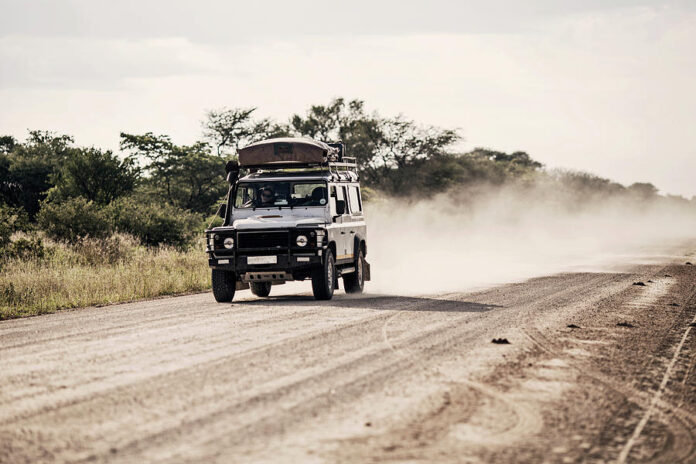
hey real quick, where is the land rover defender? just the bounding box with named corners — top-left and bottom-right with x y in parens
top-left (205, 138), bottom-right (370, 302)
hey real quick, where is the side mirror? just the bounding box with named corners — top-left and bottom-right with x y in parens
top-left (335, 199), bottom-right (346, 215)
top-left (217, 203), bottom-right (227, 219)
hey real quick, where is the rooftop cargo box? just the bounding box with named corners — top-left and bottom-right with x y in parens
top-left (237, 138), bottom-right (339, 167)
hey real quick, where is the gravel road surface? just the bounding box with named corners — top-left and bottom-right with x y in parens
top-left (1, 254), bottom-right (695, 463)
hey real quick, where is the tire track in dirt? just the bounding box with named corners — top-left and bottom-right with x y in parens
top-left (66, 276), bottom-right (606, 460)
top-left (325, 272), bottom-right (647, 463)
top-left (523, 326), bottom-right (696, 464)
top-left (517, 267), bottom-right (696, 464)
top-left (0, 273), bottom-right (587, 429)
top-left (617, 286), bottom-right (696, 464)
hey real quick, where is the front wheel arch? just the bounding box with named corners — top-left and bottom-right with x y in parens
top-left (327, 241), bottom-right (337, 260)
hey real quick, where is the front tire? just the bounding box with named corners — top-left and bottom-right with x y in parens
top-left (312, 249), bottom-right (335, 300)
top-left (343, 249), bottom-right (365, 294)
top-left (250, 282), bottom-right (272, 297)
top-left (212, 269), bottom-right (236, 302)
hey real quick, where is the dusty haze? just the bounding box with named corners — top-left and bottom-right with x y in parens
top-left (366, 182), bottom-right (696, 295)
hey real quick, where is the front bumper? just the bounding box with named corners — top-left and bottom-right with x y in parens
top-left (206, 227), bottom-right (326, 279)
top-left (208, 252), bottom-right (323, 272)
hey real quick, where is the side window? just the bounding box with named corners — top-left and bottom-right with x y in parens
top-left (329, 185), bottom-right (337, 213)
top-left (339, 186), bottom-right (348, 215)
top-left (235, 184), bottom-right (254, 207)
top-left (330, 185), bottom-right (347, 215)
top-left (348, 186), bottom-right (362, 214)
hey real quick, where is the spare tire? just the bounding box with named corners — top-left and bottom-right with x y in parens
top-left (250, 282), bottom-right (272, 297)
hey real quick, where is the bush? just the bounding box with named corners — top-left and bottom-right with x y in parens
top-left (71, 234), bottom-right (137, 265)
top-left (37, 197), bottom-right (112, 242)
top-left (107, 197), bottom-right (202, 247)
top-left (5, 236), bottom-right (46, 261)
top-left (0, 204), bottom-right (29, 248)
top-left (0, 234), bottom-right (46, 270)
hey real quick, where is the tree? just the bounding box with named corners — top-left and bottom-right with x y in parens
top-left (467, 148), bottom-right (543, 169)
top-left (290, 98), bottom-right (383, 168)
top-left (120, 132), bottom-right (227, 213)
top-left (0, 131), bottom-right (76, 217)
top-left (202, 107), bottom-right (288, 156)
top-left (290, 98), bottom-right (351, 139)
top-left (290, 98), bottom-right (461, 188)
top-left (372, 117), bottom-right (460, 170)
top-left (551, 170), bottom-right (625, 197)
top-left (50, 148), bottom-right (139, 205)
top-left (628, 182), bottom-right (658, 199)
top-left (0, 136), bottom-right (16, 155)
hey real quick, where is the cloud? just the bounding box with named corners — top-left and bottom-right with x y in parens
top-left (0, 36), bottom-right (221, 89)
top-left (2, 0), bottom-right (691, 41)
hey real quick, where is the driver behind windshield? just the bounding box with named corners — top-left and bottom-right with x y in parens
top-left (258, 187), bottom-right (275, 207)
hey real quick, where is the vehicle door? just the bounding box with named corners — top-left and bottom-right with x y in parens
top-left (329, 184), bottom-right (352, 264)
top-left (344, 184), bottom-right (366, 260)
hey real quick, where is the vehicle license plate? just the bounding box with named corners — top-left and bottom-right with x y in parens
top-left (247, 256), bottom-right (277, 265)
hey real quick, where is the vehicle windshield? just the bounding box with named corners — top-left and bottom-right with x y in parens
top-left (234, 181), bottom-right (328, 209)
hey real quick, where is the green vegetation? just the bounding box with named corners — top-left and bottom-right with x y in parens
top-left (50, 147), bottom-right (138, 205)
top-left (0, 234), bottom-right (208, 319)
top-left (38, 197), bottom-right (113, 242)
top-left (1, 97), bottom-right (694, 320)
top-left (107, 197), bottom-right (202, 247)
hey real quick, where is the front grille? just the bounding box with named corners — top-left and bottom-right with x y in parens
top-left (238, 231), bottom-right (289, 249)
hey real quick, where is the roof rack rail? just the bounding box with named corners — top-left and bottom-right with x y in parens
top-left (244, 158), bottom-right (357, 173)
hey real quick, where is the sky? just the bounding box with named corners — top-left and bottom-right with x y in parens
top-left (1, 0), bottom-right (695, 197)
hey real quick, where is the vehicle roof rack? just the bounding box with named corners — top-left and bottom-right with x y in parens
top-left (326, 156), bottom-right (357, 175)
top-left (237, 138), bottom-right (357, 175)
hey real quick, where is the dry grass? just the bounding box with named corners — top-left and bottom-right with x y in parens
top-left (0, 234), bottom-right (210, 320)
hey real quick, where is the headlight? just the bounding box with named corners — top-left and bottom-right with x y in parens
top-left (296, 235), bottom-right (308, 247)
top-left (223, 237), bottom-right (234, 249)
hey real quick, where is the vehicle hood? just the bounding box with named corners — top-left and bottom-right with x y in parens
top-left (232, 214), bottom-right (327, 230)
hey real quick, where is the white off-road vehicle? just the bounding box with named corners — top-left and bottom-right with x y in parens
top-left (205, 138), bottom-right (370, 301)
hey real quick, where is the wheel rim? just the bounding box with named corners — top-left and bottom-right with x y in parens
top-left (357, 254), bottom-right (363, 284)
top-left (327, 258), bottom-right (334, 290)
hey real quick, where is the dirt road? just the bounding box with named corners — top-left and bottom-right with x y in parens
top-left (1, 255), bottom-right (695, 463)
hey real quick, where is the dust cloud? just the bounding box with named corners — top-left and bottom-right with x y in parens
top-left (366, 184), bottom-right (696, 295)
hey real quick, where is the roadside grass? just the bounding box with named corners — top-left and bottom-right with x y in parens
top-left (0, 234), bottom-right (210, 320)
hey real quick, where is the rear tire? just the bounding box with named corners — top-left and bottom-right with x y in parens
top-left (212, 269), bottom-right (236, 302)
top-left (343, 249), bottom-right (365, 294)
top-left (312, 249), bottom-right (335, 300)
top-left (250, 282), bottom-right (272, 297)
